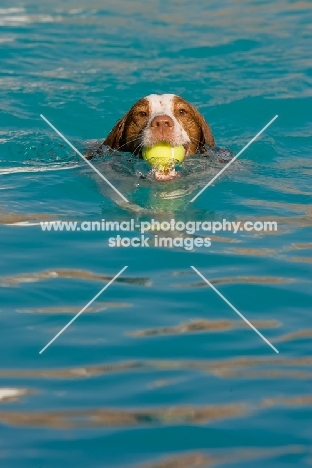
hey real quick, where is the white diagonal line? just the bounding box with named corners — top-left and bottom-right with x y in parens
top-left (190, 266), bottom-right (279, 353)
top-left (40, 114), bottom-right (129, 203)
top-left (190, 115), bottom-right (278, 203)
top-left (39, 266), bottom-right (128, 354)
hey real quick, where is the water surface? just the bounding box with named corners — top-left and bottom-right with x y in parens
top-left (0, 0), bottom-right (312, 466)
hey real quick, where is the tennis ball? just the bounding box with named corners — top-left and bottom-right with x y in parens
top-left (142, 143), bottom-right (185, 166)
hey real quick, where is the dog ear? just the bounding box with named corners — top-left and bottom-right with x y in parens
top-left (101, 115), bottom-right (128, 149)
top-left (196, 111), bottom-right (215, 149)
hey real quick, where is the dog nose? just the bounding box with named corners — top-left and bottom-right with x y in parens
top-left (150, 115), bottom-right (174, 129)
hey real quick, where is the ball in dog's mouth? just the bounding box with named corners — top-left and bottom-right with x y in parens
top-left (142, 143), bottom-right (185, 181)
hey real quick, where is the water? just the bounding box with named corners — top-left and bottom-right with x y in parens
top-left (1, 0), bottom-right (312, 466)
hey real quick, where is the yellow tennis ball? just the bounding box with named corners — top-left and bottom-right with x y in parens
top-left (142, 143), bottom-right (185, 166)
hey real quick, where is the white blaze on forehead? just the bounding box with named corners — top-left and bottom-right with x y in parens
top-left (144, 93), bottom-right (190, 147)
top-left (146, 94), bottom-right (175, 116)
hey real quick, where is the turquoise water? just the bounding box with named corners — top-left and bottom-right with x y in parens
top-left (1, 0), bottom-right (312, 466)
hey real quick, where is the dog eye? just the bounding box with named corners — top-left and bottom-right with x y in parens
top-left (179, 109), bottom-right (187, 115)
top-left (138, 111), bottom-right (148, 117)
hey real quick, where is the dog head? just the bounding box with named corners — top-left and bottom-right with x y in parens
top-left (102, 94), bottom-right (215, 156)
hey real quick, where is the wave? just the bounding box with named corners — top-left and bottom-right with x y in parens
top-left (0, 163), bottom-right (78, 176)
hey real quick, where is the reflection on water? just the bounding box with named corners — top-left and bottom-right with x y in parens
top-left (262, 395), bottom-right (312, 408)
top-left (129, 319), bottom-right (280, 338)
top-left (180, 275), bottom-right (294, 288)
top-left (0, 269), bottom-right (151, 287)
top-left (0, 387), bottom-right (34, 403)
top-left (17, 302), bottom-right (130, 314)
top-left (0, 211), bottom-right (57, 225)
top-left (0, 393), bottom-right (311, 429)
top-left (274, 329), bottom-right (312, 343)
top-left (139, 446), bottom-right (305, 468)
top-left (288, 256), bottom-right (312, 264)
top-left (1, 355), bottom-right (311, 380)
top-left (0, 402), bottom-right (247, 428)
top-left (0, 361), bottom-right (143, 379)
top-left (140, 451), bottom-right (215, 468)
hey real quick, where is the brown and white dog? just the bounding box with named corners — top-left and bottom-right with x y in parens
top-left (100, 94), bottom-right (215, 180)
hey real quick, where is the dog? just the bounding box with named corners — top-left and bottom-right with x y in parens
top-left (99, 94), bottom-right (215, 180)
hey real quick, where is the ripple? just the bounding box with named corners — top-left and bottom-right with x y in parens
top-left (0, 211), bottom-right (59, 225)
top-left (1, 355), bottom-right (311, 381)
top-left (0, 361), bottom-right (143, 379)
top-left (288, 256), bottom-right (312, 264)
top-left (261, 395), bottom-right (312, 409)
top-left (0, 394), bottom-right (311, 429)
top-left (0, 269), bottom-right (151, 287)
top-left (17, 301), bottom-right (130, 315)
top-left (0, 163), bottom-right (77, 176)
top-left (227, 247), bottom-right (281, 256)
top-left (139, 446), bottom-right (305, 468)
top-left (0, 402), bottom-right (246, 429)
top-left (184, 275), bottom-right (294, 288)
top-left (129, 319), bottom-right (280, 338)
top-left (0, 387), bottom-right (34, 403)
top-left (274, 329), bottom-right (312, 343)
